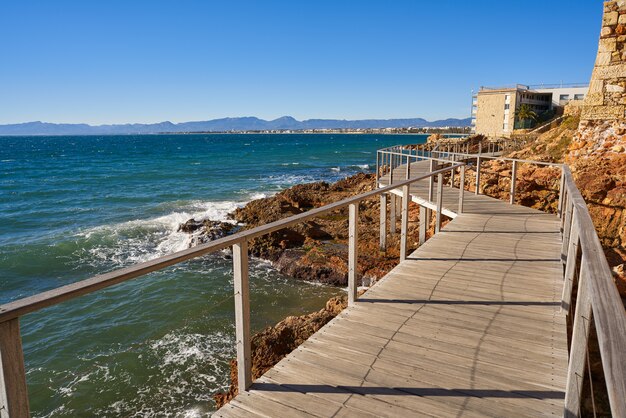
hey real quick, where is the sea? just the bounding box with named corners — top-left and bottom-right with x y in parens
top-left (0, 133), bottom-right (428, 417)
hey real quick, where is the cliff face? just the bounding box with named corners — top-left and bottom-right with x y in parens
top-left (568, 0), bottom-right (626, 294)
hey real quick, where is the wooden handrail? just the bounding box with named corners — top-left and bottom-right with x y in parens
top-left (0, 159), bottom-right (462, 414)
top-left (380, 149), bottom-right (625, 417)
top-left (0, 164), bottom-right (461, 324)
top-left (3, 145), bottom-right (625, 417)
top-left (560, 166), bottom-right (626, 417)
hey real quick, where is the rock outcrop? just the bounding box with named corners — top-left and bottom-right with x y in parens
top-left (183, 173), bottom-right (431, 287)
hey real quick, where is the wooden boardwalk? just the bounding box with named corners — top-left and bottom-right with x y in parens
top-left (216, 159), bottom-right (568, 417)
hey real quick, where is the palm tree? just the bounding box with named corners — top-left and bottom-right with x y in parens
top-left (515, 104), bottom-right (538, 129)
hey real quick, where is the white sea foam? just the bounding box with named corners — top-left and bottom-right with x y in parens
top-left (249, 192), bottom-right (269, 200)
top-left (330, 167), bottom-right (341, 172)
top-left (76, 200), bottom-right (242, 266)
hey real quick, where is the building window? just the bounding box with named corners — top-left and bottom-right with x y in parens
top-left (560, 94), bottom-right (570, 101)
top-left (504, 104), bottom-right (510, 110)
top-left (574, 94), bottom-right (585, 100)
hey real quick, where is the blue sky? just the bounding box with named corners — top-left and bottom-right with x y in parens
top-left (0, 1), bottom-right (602, 124)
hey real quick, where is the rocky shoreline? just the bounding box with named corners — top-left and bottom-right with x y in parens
top-left (179, 173), bottom-right (427, 287)
top-left (177, 138), bottom-right (625, 410)
top-left (177, 172), bottom-right (435, 408)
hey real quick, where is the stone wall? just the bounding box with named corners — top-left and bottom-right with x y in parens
top-left (581, 1), bottom-right (626, 121)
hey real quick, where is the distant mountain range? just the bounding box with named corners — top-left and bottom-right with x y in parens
top-left (0, 116), bottom-right (471, 136)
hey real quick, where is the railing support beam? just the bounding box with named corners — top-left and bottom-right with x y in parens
top-left (435, 173), bottom-right (443, 233)
top-left (390, 194), bottom-right (397, 236)
top-left (379, 194), bottom-right (387, 251)
top-left (400, 185), bottom-right (409, 262)
top-left (510, 160), bottom-right (517, 205)
top-left (561, 197), bottom-right (574, 264)
top-left (348, 203), bottom-right (359, 305)
top-left (475, 156), bottom-right (481, 195)
top-left (0, 318), bottom-right (30, 418)
top-left (419, 206), bottom-right (426, 245)
top-left (232, 241), bottom-right (252, 393)
top-left (564, 257), bottom-right (592, 417)
top-left (458, 165), bottom-right (465, 214)
top-left (561, 212), bottom-right (579, 312)
top-left (558, 166), bottom-right (566, 218)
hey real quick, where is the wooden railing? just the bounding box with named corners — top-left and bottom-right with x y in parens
top-left (377, 147), bottom-right (626, 417)
top-left (0, 161), bottom-right (463, 417)
top-left (559, 166), bottom-right (626, 417)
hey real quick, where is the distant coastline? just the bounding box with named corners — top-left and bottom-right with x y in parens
top-left (0, 115), bottom-right (471, 136)
top-left (160, 127), bottom-right (471, 135)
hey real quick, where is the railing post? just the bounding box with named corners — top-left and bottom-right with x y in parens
top-left (449, 163), bottom-right (455, 188)
top-left (405, 154), bottom-right (410, 180)
top-left (0, 318), bottom-right (30, 418)
top-left (379, 194), bottom-right (387, 251)
top-left (400, 185), bottom-right (409, 262)
top-left (475, 156), bottom-right (481, 195)
top-left (389, 152), bottom-right (394, 185)
top-left (348, 203), bottom-right (358, 305)
top-left (390, 194), bottom-right (397, 236)
top-left (427, 159), bottom-right (435, 228)
top-left (510, 160), bottom-right (517, 205)
top-left (419, 206), bottom-right (426, 245)
top-left (232, 241), bottom-right (252, 393)
top-left (435, 173), bottom-right (443, 233)
top-left (561, 197), bottom-right (574, 264)
top-left (564, 256), bottom-right (592, 417)
top-left (375, 151), bottom-right (379, 185)
top-left (428, 160), bottom-right (435, 201)
top-left (561, 211), bottom-right (579, 312)
top-left (558, 166), bottom-right (566, 218)
top-left (458, 165), bottom-right (465, 214)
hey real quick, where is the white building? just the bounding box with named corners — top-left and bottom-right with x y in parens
top-left (532, 83), bottom-right (588, 107)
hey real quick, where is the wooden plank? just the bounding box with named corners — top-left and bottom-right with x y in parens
top-left (233, 240), bottom-right (252, 392)
top-left (231, 392), bottom-right (316, 418)
top-left (289, 344), bottom-right (561, 416)
top-left (0, 318), bottom-right (29, 418)
top-left (348, 203), bottom-right (358, 305)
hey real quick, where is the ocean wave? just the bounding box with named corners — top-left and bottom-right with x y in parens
top-left (248, 192), bottom-right (269, 200)
top-left (75, 200), bottom-right (241, 266)
top-left (42, 328), bottom-right (234, 417)
top-left (330, 167), bottom-right (341, 172)
top-left (259, 173), bottom-right (316, 187)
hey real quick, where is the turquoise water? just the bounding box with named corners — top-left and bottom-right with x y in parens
top-left (0, 134), bottom-right (426, 417)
